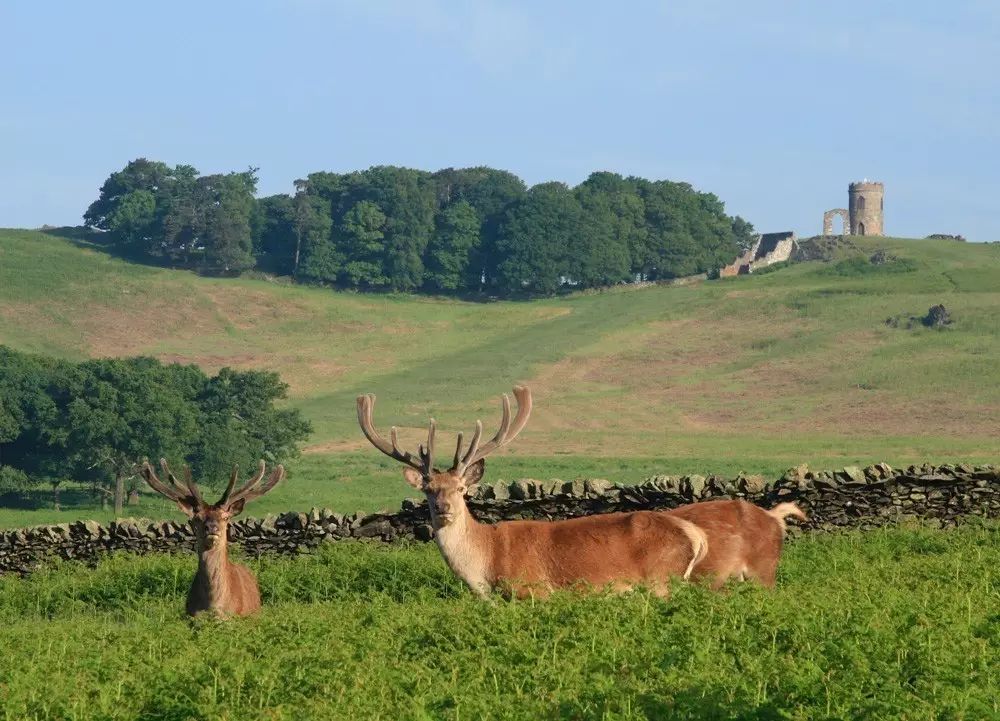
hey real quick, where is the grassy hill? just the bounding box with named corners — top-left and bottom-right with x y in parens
top-left (2, 228), bottom-right (999, 525)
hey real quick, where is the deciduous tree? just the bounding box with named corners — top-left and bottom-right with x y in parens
top-left (425, 200), bottom-right (480, 292)
top-left (338, 200), bottom-right (388, 287)
top-left (0, 347), bottom-right (312, 515)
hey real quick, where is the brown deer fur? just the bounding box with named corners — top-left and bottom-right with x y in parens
top-left (665, 500), bottom-right (805, 588)
top-left (184, 506), bottom-right (262, 617)
top-left (407, 463), bottom-right (708, 598)
top-left (358, 386), bottom-right (707, 599)
top-left (141, 459), bottom-right (284, 617)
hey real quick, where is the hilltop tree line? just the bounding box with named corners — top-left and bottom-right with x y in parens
top-left (84, 159), bottom-right (756, 295)
top-left (0, 347), bottom-right (311, 515)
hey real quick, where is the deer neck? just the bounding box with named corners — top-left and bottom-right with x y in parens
top-left (432, 502), bottom-right (494, 597)
top-left (196, 540), bottom-right (232, 608)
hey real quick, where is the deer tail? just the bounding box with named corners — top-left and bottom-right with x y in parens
top-left (671, 517), bottom-right (709, 581)
top-left (765, 502), bottom-right (807, 533)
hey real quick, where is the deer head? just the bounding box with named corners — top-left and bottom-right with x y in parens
top-left (357, 386), bottom-right (532, 528)
top-left (141, 459), bottom-right (284, 549)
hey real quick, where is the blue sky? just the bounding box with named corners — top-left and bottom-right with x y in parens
top-left (1, 0), bottom-right (997, 240)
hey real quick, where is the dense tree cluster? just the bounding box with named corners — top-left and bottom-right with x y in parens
top-left (85, 159), bottom-right (756, 295)
top-left (0, 347), bottom-right (311, 514)
top-left (84, 159), bottom-right (260, 272)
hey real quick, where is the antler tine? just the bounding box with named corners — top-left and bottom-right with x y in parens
top-left (218, 464), bottom-right (240, 505)
top-left (452, 431), bottom-right (464, 470)
top-left (159, 458), bottom-right (193, 498)
top-left (389, 426), bottom-right (407, 458)
top-left (229, 462), bottom-right (285, 505)
top-left (419, 419), bottom-right (436, 474)
top-left (456, 420), bottom-right (483, 473)
top-left (182, 465), bottom-right (204, 506)
top-left (226, 460), bottom-right (267, 505)
top-left (141, 459), bottom-right (188, 503)
top-left (356, 393), bottom-right (432, 474)
top-left (456, 386), bottom-right (532, 473)
top-left (496, 392), bottom-right (512, 441)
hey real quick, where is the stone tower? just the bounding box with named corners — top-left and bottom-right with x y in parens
top-left (848, 180), bottom-right (884, 236)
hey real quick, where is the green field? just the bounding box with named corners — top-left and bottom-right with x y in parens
top-left (1, 522), bottom-right (997, 720)
top-left (1, 228), bottom-right (999, 526)
top-left (2, 229), bottom-right (999, 720)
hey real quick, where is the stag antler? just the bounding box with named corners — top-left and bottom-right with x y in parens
top-left (142, 458), bottom-right (283, 509)
top-left (223, 460), bottom-right (285, 507)
top-left (451, 385), bottom-right (532, 476)
top-left (141, 458), bottom-right (202, 506)
top-left (357, 394), bottom-right (435, 476)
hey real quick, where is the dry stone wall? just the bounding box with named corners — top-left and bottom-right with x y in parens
top-left (1, 463), bottom-right (997, 575)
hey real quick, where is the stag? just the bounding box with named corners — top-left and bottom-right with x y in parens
top-left (357, 386), bottom-right (708, 598)
top-left (665, 499), bottom-right (805, 588)
top-left (141, 459), bottom-right (284, 617)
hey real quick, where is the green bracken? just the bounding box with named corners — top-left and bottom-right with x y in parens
top-left (0, 523), bottom-right (997, 720)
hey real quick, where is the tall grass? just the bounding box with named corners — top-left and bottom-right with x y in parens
top-left (0, 523), bottom-right (997, 720)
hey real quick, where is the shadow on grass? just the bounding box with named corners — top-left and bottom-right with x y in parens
top-left (39, 226), bottom-right (206, 271)
top-left (39, 225), bottom-right (147, 262)
top-left (637, 691), bottom-right (788, 721)
top-left (34, 227), bottom-right (664, 303)
top-left (0, 485), bottom-right (99, 512)
top-left (552, 687), bottom-right (788, 720)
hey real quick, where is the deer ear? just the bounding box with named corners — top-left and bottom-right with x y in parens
top-left (227, 498), bottom-right (247, 516)
top-left (402, 467), bottom-right (425, 489)
top-left (463, 459), bottom-right (486, 487)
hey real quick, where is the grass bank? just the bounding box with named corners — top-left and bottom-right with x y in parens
top-left (1, 229), bottom-right (999, 527)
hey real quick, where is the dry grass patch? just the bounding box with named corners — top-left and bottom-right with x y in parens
top-left (78, 289), bottom-right (223, 357)
top-left (198, 284), bottom-right (315, 331)
top-left (302, 438), bottom-right (370, 454)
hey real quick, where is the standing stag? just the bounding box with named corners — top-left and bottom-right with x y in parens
top-left (141, 459), bottom-right (284, 617)
top-left (357, 386), bottom-right (708, 598)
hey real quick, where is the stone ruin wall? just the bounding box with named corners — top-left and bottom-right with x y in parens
top-left (719, 240), bottom-right (759, 278)
top-left (1, 463), bottom-right (998, 576)
top-left (719, 232), bottom-right (796, 277)
top-left (823, 209), bottom-right (849, 236)
top-left (747, 235), bottom-right (795, 272)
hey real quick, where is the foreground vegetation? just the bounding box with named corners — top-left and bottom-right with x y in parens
top-left (1, 228), bottom-right (999, 527)
top-left (0, 523), bottom-right (996, 720)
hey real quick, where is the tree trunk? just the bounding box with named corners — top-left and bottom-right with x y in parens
top-left (114, 471), bottom-right (125, 516)
top-left (293, 227), bottom-right (302, 275)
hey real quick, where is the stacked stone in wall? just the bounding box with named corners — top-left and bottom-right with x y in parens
top-left (0, 463), bottom-right (997, 576)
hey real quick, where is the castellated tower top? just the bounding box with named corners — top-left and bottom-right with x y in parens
top-left (847, 180), bottom-right (884, 236)
top-left (849, 180), bottom-right (884, 191)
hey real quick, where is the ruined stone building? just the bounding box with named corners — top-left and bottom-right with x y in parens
top-left (719, 231), bottom-right (796, 277)
top-left (824, 180), bottom-right (884, 236)
top-left (719, 179), bottom-right (886, 278)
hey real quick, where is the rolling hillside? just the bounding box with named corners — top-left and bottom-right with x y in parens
top-left (2, 228), bottom-right (999, 524)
